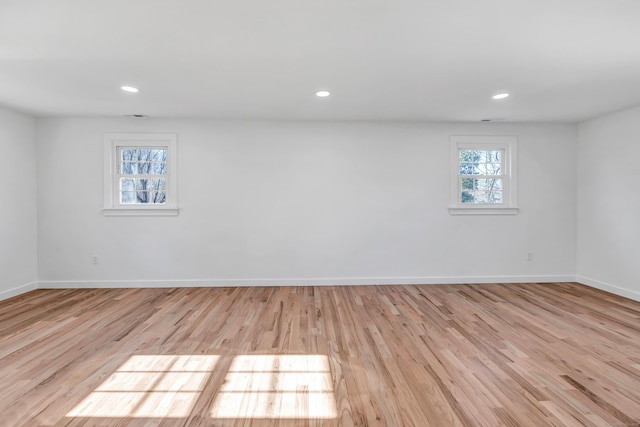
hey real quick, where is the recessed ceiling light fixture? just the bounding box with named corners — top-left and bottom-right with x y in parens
top-left (315, 90), bottom-right (330, 98)
top-left (121, 86), bottom-right (139, 93)
top-left (492, 93), bottom-right (509, 100)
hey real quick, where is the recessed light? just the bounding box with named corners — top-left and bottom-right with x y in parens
top-left (315, 90), bottom-right (330, 97)
top-left (121, 86), bottom-right (139, 93)
top-left (492, 93), bottom-right (509, 100)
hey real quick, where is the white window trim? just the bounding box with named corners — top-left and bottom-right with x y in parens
top-left (103, 133), bottom-right (179, 216)
top-left (449, 135), bottom-right (518, 215)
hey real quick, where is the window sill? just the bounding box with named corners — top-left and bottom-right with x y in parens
top-left (449, 207), bottom-right (518, 215)
top-left (103, 208), bottom-right (180, 217)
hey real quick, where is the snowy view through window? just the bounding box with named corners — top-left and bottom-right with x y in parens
top-left (119, 148), bottom-right (167, 204)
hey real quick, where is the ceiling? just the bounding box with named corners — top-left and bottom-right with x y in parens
top-left (1, 0), bottom-right (640, 122)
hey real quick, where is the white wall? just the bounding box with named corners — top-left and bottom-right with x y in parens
top-left (36, 118), bottom-right (577, 287)
top-left (577, 106), bottom-right (640, 301)
top-left (0, 107), bottom-right (37, 300)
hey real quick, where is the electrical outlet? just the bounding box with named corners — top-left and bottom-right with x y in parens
top-left (527, 253), bottom-right (533, 262)
top-left (92, 255), bottom-right (99, 265)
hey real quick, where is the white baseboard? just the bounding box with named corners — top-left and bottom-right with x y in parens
top-left (37, 274), bottom-right (576, 289)
top-left (0, 281), bottom-right (38, 302)
top-left (10, 276), bottom-right (638, 306)
top-left (576, 275), bottom-right (640, 302)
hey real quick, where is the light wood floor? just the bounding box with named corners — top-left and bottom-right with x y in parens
top-left (1, 283), bottom-right (640, 426)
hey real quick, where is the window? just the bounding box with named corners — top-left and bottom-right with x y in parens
top-left (104, 133), bottom-right (178, 216)
top-left (449, 136), bottom-right (517, 215)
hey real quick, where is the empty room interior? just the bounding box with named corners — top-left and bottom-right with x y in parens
top-left (1, 1), bottom-right (640, 426)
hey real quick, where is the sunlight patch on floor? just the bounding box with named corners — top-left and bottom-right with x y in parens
top-left (67, 354), bottom-right (337, 419)
top-left (210, 355), bottom-right (337, 419)
top-left (67, 355), bottom-right (219, 418)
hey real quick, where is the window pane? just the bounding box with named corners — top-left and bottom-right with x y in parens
top-left (460, 189), bottom-right (504, 205)
top-left (151, 191), bottom-right (167, 204)
top-left (120, 191), bottom-right (136, 204)
top-left (483, 163), bottom-right (502, 175)
top-left (476, 178), bottom-right (503, 191)
top-left (133, 191), bottom-right (166, 204)
top-left (151, 162), bottom-right (167, 175)
top-left (472, 191), bottom-right (489, 204)
top-left (151, 149), bottom-right (167, 161)
top-left (121, 161), bottom-right (166, 175)
top-left (471, 163), bottom-right (502, 175)
top-left (459, 163), bottom-right (473, 174)
top-left (121, 162), bottom-right (167, 175)
top-left (459, 149), bottom-right (488, 163)
top-left (472, 164), bottom-right (484, 175)
top-left (120, 178), bottom-right (135, 192)
top-left (134, 179), bottom-right (166, 191)
top-left (459, 150), bottom-right (474, 162)
top-left (137, 160), bottom-right (152, 174)
top-left (121, 148), bottom-right (137, 161)
top-left (138, 148), bottom-right (152, 159)
top-left (488, 191), bottom-right (503, 204)
top-left (461, 190), bottom-right (475, 204)
top-left (121, 161), bottom-right (137, 174)
top-left (121, 178), bottom-right (165, 191)
top-left (461, 178), bottom-right (474, 190)
top-left (487, 150), bottom-right (502, 162)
